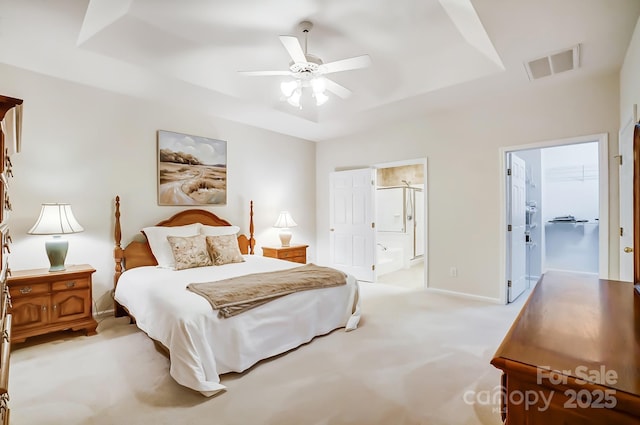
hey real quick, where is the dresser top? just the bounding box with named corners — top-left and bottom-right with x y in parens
top-left (492, 271), bottom-right (640, 396)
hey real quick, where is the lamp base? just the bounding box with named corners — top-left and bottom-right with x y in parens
top-left (279, 229), bottom-right (292, 247)
top-left (45, 235), bottom-right (68, 272)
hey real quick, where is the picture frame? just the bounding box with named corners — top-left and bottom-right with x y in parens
top-left (157, 130), bottom-right (227, 206)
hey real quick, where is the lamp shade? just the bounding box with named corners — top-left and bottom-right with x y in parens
top-left (28, 203), bottom-right (84, 235)
top-left (273, 211), bottom-right (297, 229)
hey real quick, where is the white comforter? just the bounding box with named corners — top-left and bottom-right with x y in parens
top-left (114, 255), bottom-right (360, 396)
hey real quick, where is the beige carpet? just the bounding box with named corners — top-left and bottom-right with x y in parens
top-left (376, 263), bottom-right (425, 290)
top-left (9, 283), bottom-right (525, 425)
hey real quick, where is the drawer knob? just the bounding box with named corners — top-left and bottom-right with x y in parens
top-left (19, 286), bottom-right (32, 294)
top-left (65, 281), bottom-right (76, 288)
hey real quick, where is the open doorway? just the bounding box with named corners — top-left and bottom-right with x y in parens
top-left (374, 158), bottom-right (427, 290)
top-left (500, 134), bottom-right (609, 304)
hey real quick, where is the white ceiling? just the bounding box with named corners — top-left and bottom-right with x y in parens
top-left (1, 0), bottom-right (639, 142)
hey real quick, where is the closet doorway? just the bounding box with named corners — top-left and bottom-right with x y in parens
top-left (500, 134), bottom-right (609, 304)
top-left (374, 158), bottom-right (428, 290)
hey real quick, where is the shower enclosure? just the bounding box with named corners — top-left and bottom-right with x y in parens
top-left (376, 183), bottom-right (424, 276)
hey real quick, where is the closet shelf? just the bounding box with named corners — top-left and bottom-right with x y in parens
top-left (547, 220), bottom-right (597, 224)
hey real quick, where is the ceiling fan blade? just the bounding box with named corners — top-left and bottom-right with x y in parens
top-left (324, 78), bottom-right (352, 99)
top-left (238, 70), bottom-right (291, 76)
top-left (279, 35), bottom-right (307, 63)
top-left (321, 55), bottom-right (372, 74)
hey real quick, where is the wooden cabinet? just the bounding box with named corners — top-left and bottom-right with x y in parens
top-left (262, 245), bottom-right (308, 264)
top-left (0, 94), bottom-right (21, 424)
top-left (491, 271), bottom-right (640, 424)
top-left (7, 264), bottom-right (97, 344)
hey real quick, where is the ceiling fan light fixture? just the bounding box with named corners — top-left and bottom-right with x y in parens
top-left (311, 77), bottom-right (326, 94)
top-left (314, 91), bottom-right (329, 106)
top-left (280, 80), bottom-right (298, 97)
top-left (286, 88), bottom-right (302, 109)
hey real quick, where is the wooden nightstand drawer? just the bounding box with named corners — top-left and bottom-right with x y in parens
top-left (51, 277), bottom-right (89, 291)
top-left (262, 245), bottom-right (308, 264)
top-left (287, 256), bottom-right (306, 264)
top-left (9, 282), bottom-right (48, 298)
top-left (278, 249), bottom-right (303, 259)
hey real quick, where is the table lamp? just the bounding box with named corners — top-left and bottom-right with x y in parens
top-left (28, 203), bottom-right (84, 271)
top-left (273, 211), bottom-right (297, 247)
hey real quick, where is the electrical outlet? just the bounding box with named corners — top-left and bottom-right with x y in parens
top-left (450, 267), bottom-right (457, 277)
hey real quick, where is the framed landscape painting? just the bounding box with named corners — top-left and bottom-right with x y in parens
top-left (157, 130), bottom-right (227, 206)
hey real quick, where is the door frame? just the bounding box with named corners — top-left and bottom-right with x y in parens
top-left (498, 133), bottom-right (609, 304)
top-left (373, 157), bottom-right (428, 289)
top-left (633, 123), bottom-right (640, 283)
top-left (618, 106), bottom-right (637, 281)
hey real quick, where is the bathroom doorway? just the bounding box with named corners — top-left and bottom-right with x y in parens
top-left (374, 158), bottom-right (427, 290)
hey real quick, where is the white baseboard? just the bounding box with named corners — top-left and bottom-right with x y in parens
top-left (94, 308), bottom-right (114, 320)
top-left (425, 287), bottom-right (502, 304)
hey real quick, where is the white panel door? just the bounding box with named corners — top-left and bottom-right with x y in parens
top-left (619, 109), bottom-right (636, 282)
top-left (329, 168), bottom-right (376, 282)
top-left (507, 153), bottom-right (527, 302)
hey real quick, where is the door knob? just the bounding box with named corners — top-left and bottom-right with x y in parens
top-left (624, 247), bottom-right (633, 253)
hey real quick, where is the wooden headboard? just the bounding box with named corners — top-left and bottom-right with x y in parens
top-left (113, 195), bottom-right (255, 316)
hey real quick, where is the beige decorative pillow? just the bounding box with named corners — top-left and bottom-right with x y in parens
top-left (143, 223), bottom-right (202, 268)
top-left (167, 235), bottom-right (213, 270)
top-left (206, 235), bottom-right (245, 266)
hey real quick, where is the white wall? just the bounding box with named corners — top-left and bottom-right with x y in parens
top-left (541, 143), bottom-right (600, 223)
top-left (0, 64), bottom-right (316, 315)
top-left (317, 73), bottom-right (620, 300)
top-left (620, 16), bottom-right (640, 125)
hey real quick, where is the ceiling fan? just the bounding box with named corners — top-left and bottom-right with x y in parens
top-left (238, 21), bottom-right (371, 107)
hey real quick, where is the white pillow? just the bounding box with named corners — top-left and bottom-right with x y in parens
top-left (200, 225), bottom-right (240, 236)
top-left (142, 223), bottom-right (202, 268)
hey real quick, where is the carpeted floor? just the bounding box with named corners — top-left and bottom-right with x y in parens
top-left (9, 283), bottom-right (526, 425)
top-left (376, 263), bottom-right (425, 290)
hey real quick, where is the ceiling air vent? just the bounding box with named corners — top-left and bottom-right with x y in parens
top-left (524, 45), bottom-right (580, 81)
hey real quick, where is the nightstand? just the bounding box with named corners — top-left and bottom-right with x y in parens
top-left (7, 264), bottom-right (98, 343)
top-left (262, 245), bottom-right (308, 264)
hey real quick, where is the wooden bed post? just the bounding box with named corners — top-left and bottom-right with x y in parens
top-left (113, 196), bottom-right (127, 317)
top-left (249, 200), bottom-right (255, 255)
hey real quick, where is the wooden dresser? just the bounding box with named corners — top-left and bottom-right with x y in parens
top-left (7, 264), bottom-right (97, 343)
top-left (491, 271), bottom-right (640, 424)
top-left (262, 245), bottom-right (308, 264)
top-left (0, 94), bottom-right (22, 424)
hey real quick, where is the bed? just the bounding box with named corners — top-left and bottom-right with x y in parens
top-left (112, 196), bottom-right (361, 396)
